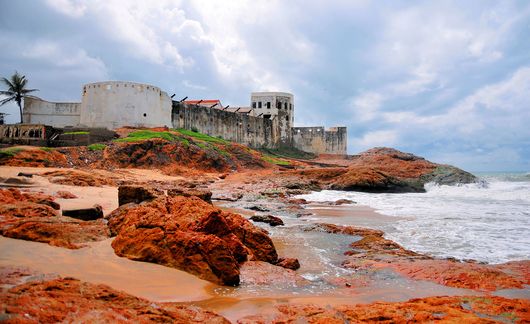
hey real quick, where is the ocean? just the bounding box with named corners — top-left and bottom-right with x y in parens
top-left (297, 172), bottom-right (530, 264)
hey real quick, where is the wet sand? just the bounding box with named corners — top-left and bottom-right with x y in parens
top-left (0, 237), bottom-right (215, 302)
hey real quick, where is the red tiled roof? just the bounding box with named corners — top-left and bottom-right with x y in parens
top-left (184, 99), bottom-right (221, 105)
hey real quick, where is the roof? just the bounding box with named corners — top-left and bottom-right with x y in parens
top-left (184, 99), bottom-right (222, 106)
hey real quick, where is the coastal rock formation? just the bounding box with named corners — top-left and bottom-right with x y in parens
top-left (238, 296), bottom-right (530, 323)
top-left (0, 271), bottom-right (229, 323)
top-left (240, 261), bottom-right (307, 286)
top-left (107, 195), bottom-right (278, 285)
top-left (284, 147), bottom-right (476, 193)
top-left (0, 188), bottom-right (109, 249)
top-left (250, 215), bottom-right (284, 227)
top-left (117, 185), bottom-right (161, 206)
top-left (42, 170), bottom-right (116, 187)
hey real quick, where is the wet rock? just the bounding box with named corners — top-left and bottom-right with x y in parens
top-left (213, 192), bottom-right (243, 202)
top-left (250, 215), bottom-right (284, 227)
top-left (302, 223), bottom-right (384, 237)
top-left (381, 259), bottom-right (530, 291)
top-left (288, 198), bottom-right (308, 205)
top-left (62, 204), bottom-right (103, 221)
top-left (1, 218), bottom-right (110, 249)
top-left (107, 195), bottom-right (278, 285)
top-left (0, 188), bottom-right (109, 249)
top-left (248, 205), bottom-right (270, 212)
top-left (54, 190), bottom-right (77, 199)
top-left (17, 172), bottom-right (33, 178)
top-left (332, 199), bottom-right (355, 205)
top-left (275, 257), bottom-right (300, 270)
top-left (42, 170), bottom-right (116, 187)
top-left (167, 187), bottom-right (212, 203)
top-left (240, 261), bottom-right (307, 286)
top-left (238, 296), bottom-right (530, 323)
top-left (3, 176), bottom-right (35, 185)
top-left (330, 166), bottom-right (425, 193)
top-left (118, 185), bottom-right (161, 206)
top-left (1, 275), bottom-right (230, 323)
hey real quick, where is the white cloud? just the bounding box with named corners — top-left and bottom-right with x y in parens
top-left (351, 130), bottom-right (398, 151)
top-left (349, 92), bottom-right (383, 122)
top-left (46, 0), bottom-right (87, 18)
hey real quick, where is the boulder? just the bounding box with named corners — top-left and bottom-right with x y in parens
top-left (118, 185), bottom-right (161, 206)
top-left (55, 190), bottom-right (78, 199)
top-left (248, 205), bottom-right (270, 212)
top-left (167, 187), bottom-right (212, 203)
top-left (62, 204), bottom-right (104, 221)
top-left (250, 215), bottom-right (284, 227)
top-left (275, 257), bottom-right (300, 270)
top-left (333, 199), bottom-right (355, 205)
top-left (17, 172), bottom-right (34, 178)
top-left (107, 195), bottom-right (278, 285)
top-left (240, 261), bottom-right (307, 286)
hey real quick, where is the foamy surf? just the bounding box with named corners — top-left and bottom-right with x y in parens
top-left (297, 173), bottom-right (530, 264)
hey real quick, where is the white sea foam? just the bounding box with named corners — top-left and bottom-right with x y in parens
top-left (297, 173), bottom-right (530, 264)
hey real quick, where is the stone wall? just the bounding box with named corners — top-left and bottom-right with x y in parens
top-left (23, 97), bottom-right (81, 128)
top-left (0, 124), bottom-right (53, 146)
top-left (292, 126), bottom-right (347, 155)
top-left (171, 102), bottom-right (279, 148)
top-left (79, 81), bottom-right (172, 129)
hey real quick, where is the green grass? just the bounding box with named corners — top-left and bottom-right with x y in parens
top-left (0, 147), bottom-right (24, 157)
top-left (63, 131), bottom-right (89, 135)
top-left (39, 147), bottom-right (54, 152)
top-left (259, 145), bottom-right (316, 160)
top-left (87, 143), bottom-right (106, 151)
top-left (114, 130), bottom-right (181, 143)
top-left (175, 128), bottom-right (229, 144)
top-left (262, 154), bottom-right (290, 166)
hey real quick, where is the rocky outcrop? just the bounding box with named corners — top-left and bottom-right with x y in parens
top-left (42, 170), bottom-right (116, 187)
top-left (118, 185), bottom-right (161, 206)
top-left (275, 257), bottom-right (301, 270)
top-left (0, 270), bottom-right (229, 323)
top-left (238, 296), bottom-right (530, 323)
top-left (107, 195), bottom-right (278, 285)
top-left (0, 188), bottom-right (109, 249)
top-left (239, 261), bottom-right (307, 286)
top-left (284, 147), bottom-right (477, 193)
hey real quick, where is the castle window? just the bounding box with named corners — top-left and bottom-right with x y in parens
top-left (106, 85), bottom-right (112, 90)
top-left (266, 102), bottom-right (271, 109)
top-left (276, 101), bottom-right (281, 109)
top-left (258, 102), bottom-right (262, 108)
top-left (252, 102), bottom-right (256, 108)
top-left (290, 104), bottom-right (292, 110)
top-left (284, 102), bottom-right (288, 109)
top-left (143, 113), bottom-right (147, 117)
top-left (286, 116), bottom-right (289, 121)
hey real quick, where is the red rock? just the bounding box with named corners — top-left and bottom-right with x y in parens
top-left (237, 296), bottom-right (530, 323)
top-left (107, 195), bottom-right (278, 285)
top-left (118, 185), bottom-right (161, 206)
top-left (384, 259), bottom-right (529, 291)
top-left (275, 257), bottom-right (300, 270)
top-left (0, 274), bottom-right (229, 323)
top-left (54, 190), bottom-right (77, 199)
top-left (167, 187), bottom-right (213, 203)
top-left (250, 215), bottom-right (284, 227)
top-left (42, 170), bottom-right (116, 187)
top-left (239, 261), bottom-right (308, 286)
top-left (0, 189), bottom-right (109, 249)
top-left (1, 218), bottom-right (110, 249)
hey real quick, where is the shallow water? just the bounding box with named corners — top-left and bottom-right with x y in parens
top-left (297, 173), bottom-right (530, 264)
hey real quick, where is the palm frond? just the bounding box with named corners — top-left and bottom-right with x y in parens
top-left (21, 88), bottom-right (38, 95)
top-left (0, 90), bottom-right (15, 96)
top-left (0, 96), bottom-right (16, 106)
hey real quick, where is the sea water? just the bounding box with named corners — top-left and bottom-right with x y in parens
top-left (297, 172), bottom-right (530, 264)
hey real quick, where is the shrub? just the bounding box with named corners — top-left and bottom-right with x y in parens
top-left (87, 143), bottom-right (106, 151)
top-left (114, 130), bottom-right (180, 142)
top-left (0, 147), bottom-right (24, 157)
top-left (64, 131), bottom-right (89, 135)
top-left (176, 128), bottom-right (229, 144)
top-left (39, 147), bottom-right (54, 152)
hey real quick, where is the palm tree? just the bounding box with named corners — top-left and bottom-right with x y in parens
top-left (0, 72), bottom-right (38, 123)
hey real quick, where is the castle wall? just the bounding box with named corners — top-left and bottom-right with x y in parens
top-left (292, 126), bottom-right (347, 155)
top-left (23, 97), bottom-right (81, 128)
top-left (79, 81), bottom-right (172, 129)
top-left (172, 102), bottom-right (279, 148)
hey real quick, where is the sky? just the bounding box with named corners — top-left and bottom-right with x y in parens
top-left (1, 0), bottom-right (529, 172)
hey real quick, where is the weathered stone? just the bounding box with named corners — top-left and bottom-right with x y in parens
top-left (1, 274), bottom-right (230, 323)
top-left (118, 185), bottom-right (161, 206)
top-left (248, 205), bottom-right (270, 212)
top-left (55, 190), bottom-right (77, 199)
top-left (62, 204), bottom-right (103, 221)
top-left (17, 172), bottom-right (33, 178)
top-left (275, 257), bottom-right (300, 270)
top-left (107, 195), bottom-right (278, 285)
top-left (333, 198), bottom-right (355, 205)
top-left (250, 215), bottom-right (284, 227)
top-left (167, 187), bottom-right (212, 203)
top-left (240, 261), bottom-right (307, 286)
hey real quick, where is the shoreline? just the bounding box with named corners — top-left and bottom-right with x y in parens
top-left (1, 164), bottom-right (529, 322)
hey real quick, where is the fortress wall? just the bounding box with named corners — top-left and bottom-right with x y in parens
top-left (171, 102), bottom-right (279, 148)
top-left (292, 126), bottom-right (347, 155)
top-left (324, 127), bottom-right (347, 155)
top-left (23, 97), bottom-right (81, 128)
top-left (79, 81), bottom-right (172, 129)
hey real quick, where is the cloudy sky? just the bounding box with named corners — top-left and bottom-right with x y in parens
top-left (1, 0), bottom-right (529, 171)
